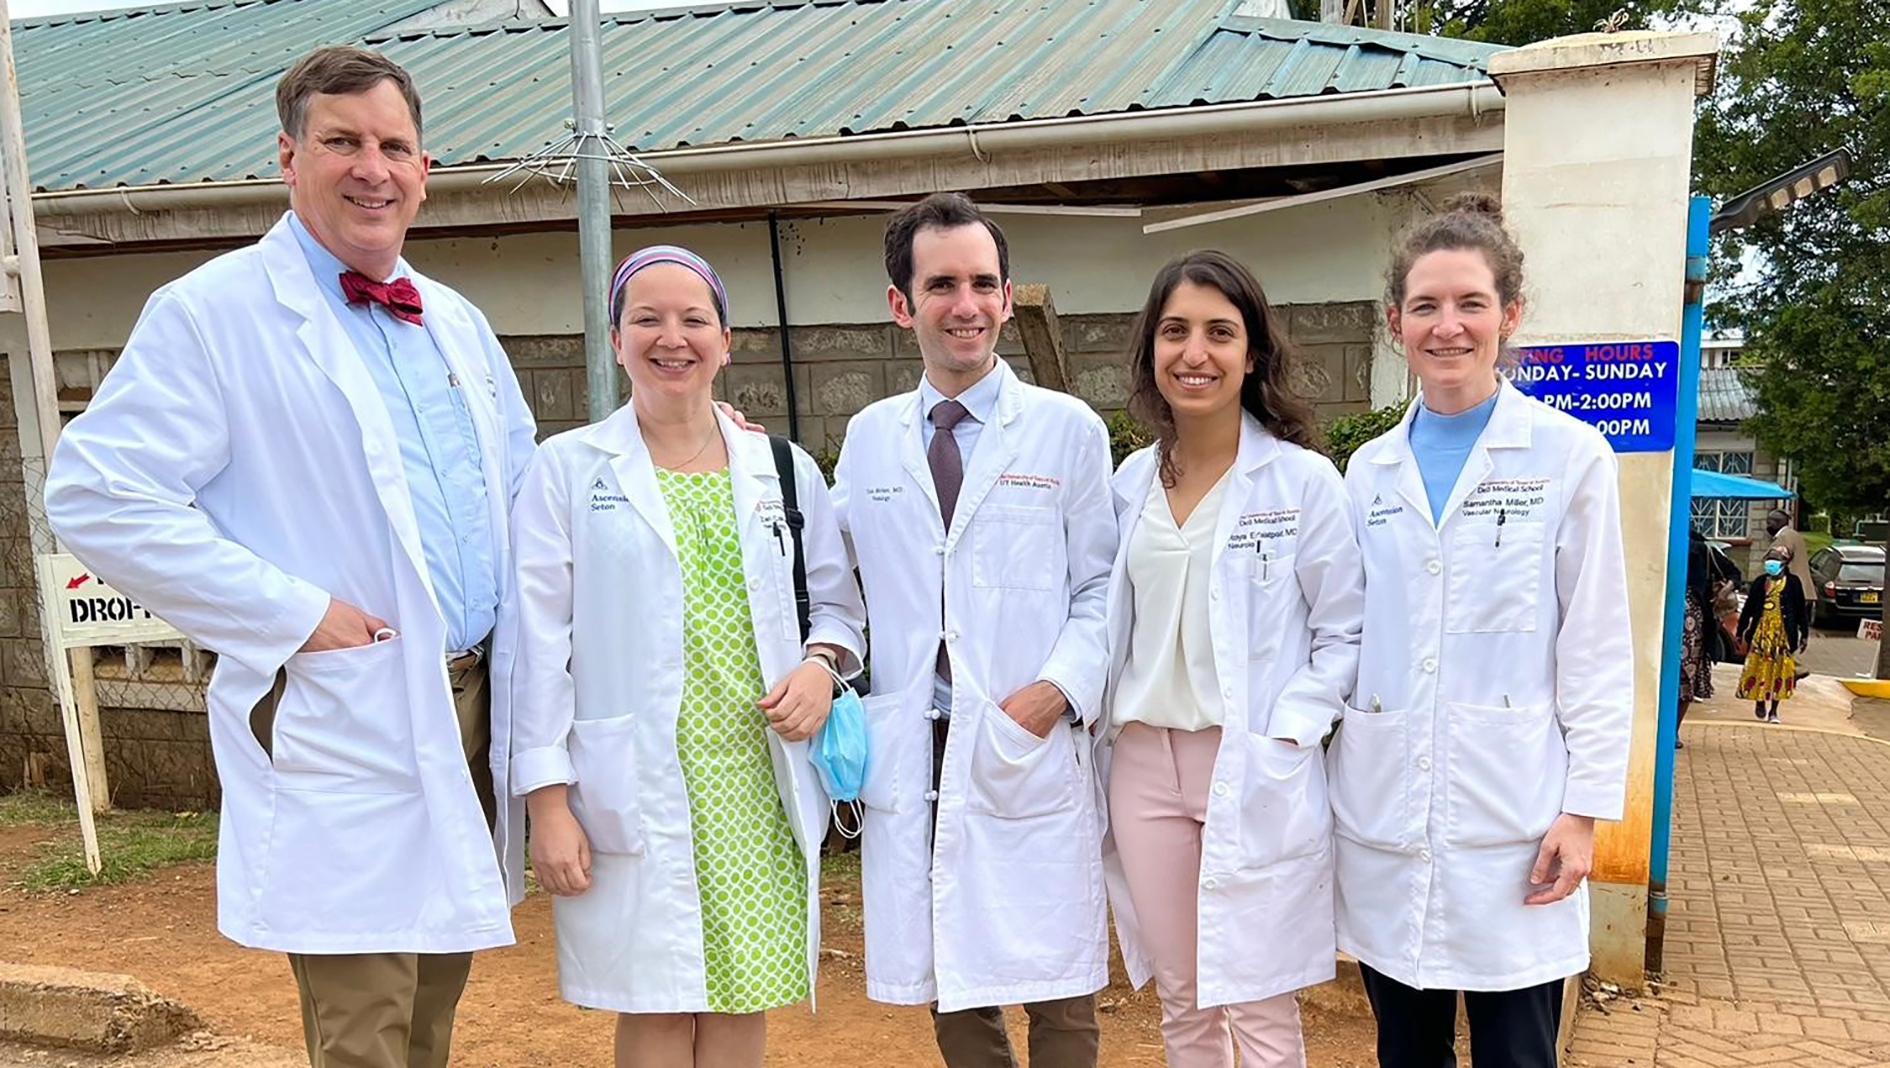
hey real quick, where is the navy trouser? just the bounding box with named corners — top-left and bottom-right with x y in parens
top-left (1358, 964), bottom-right (1564, 1068)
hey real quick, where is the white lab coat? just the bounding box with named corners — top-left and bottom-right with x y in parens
top-left (44, 214), bottom-right (538, 954)
top-left (831, 359), bottom-right (1116, 1012)
top-left (1331, 379), bottom-right (1634, 991)
top-left (508, 405), bottom-right (866, 1013)
top-left (1098, 416), bottom-right (1363, 1008)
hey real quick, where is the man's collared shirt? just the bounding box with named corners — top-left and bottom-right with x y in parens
top-left (918, 357), bottom-right (1003, 462)
top-left (288, 212), bottom-right (497, 653)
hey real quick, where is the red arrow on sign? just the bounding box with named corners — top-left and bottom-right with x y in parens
top-left (66, 573), bottom-right (91, 590)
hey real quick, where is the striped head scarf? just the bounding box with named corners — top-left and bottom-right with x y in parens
top-left (608, 245), bottom-right (729, 326)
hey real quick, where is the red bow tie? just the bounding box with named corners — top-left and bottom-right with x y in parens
top-left (339, 271), bottom-right (424, 326)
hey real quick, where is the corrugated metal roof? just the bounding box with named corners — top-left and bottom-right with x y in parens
top-left (14, 0), bottom-right (1507, 193)
top-left (1699, 365), bottom-right (1759, 423)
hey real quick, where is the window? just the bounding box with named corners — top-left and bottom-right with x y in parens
top-left (1694, 451), bottom-right (1757, 539)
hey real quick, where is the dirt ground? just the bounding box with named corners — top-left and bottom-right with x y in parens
top-left (0, 823), bottom-right (1380, 1067)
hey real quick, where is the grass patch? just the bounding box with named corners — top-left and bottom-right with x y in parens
top-left (1805, 530), bottom-right (1834, 557)
top-left (0, 789), bottom-right (219, 893)
top-left (0, 788), bottom-right (81, 826)
top-left (820, 847), bottom-right (862, 885)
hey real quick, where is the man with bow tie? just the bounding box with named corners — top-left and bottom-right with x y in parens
top-left (45, 46), bottom-right (537, 1068)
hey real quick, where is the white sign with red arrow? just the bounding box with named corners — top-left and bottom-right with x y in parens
top-left (39, 553), bottom-right (182, 648)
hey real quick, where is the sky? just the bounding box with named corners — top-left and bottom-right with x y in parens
top-left (6, 0), bottom-right (679, 16)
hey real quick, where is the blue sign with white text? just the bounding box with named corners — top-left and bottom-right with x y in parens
top-left (1506, 340), bottom-right (1679, 453)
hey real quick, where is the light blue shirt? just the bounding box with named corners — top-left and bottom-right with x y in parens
top-left (918, 358), bottom-right (1004, 460)
top-left (1409, 390), bottom-right (1501, 525)
top-left (288, 213), bottom-right (497, 653)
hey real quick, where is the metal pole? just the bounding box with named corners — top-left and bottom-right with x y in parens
top-left (567, 0), bottom-right (616, 423)
top-left (1, 0), bottom-right (104, 869)
top-left (767, 212), bottom-right (800, 443)
top-left (1646, 194), bottom-right (1711, 973)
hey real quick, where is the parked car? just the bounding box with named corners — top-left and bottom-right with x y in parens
top-left (1809, 544), bottom-right (1885, 626)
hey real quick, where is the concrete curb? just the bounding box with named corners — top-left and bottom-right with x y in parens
top-left (0, 962), bottom-right (202, 1053)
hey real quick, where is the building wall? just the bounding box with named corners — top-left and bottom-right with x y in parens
top-left (0, 197), bottom-right (1406, 808)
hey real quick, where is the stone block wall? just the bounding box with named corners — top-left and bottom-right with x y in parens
top-left (0, 299), bottom-right (1376, 809)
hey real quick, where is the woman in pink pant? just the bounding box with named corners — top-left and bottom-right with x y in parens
top-left (1097, 251), bottom-right (1365, 1067)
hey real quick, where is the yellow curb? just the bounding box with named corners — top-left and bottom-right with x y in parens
top-left (1839, 678), bottom-right (1890, 699)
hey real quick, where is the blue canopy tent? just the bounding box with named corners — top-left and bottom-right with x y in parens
top-left (1691, 469), bottom-right (1794, 500)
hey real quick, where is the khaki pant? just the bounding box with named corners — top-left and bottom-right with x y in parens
top-left (927, 707), bottom-right (1101, 1068)
top-left (252, 654), bottom-right (493, 1068)
top-left (931, 996), bottom-right (1101, 1068)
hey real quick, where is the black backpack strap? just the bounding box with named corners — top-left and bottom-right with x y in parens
top-left (769, 434), bottom-right (813, 642)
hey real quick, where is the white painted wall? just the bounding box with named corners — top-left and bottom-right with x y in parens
top-left (3, 195), bottom-right (1405, 355)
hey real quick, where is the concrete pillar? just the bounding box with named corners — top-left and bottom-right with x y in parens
top-left (1489, 31), bottom-right (1719, 990)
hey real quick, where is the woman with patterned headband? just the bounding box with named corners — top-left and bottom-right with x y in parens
top-left (508, 245), bottom-right (866, 1066)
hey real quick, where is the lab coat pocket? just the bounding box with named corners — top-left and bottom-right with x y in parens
top-left (1245, 552), bottom-right (1297, 659)
top-left (271, 637), bottom-right (414, 791)
top-left (567, 714), bottom-right (646, 856)
top-left (1445, 521), bottom-right (1545, 634)
top-left (969, 705), bottom-right (1076, 819)
top-left (1237, 734), bottom-right (1330, 865)
top-left (972, 505), bottom-right (1060, 592)
top-left (1443, 700), bottom-right (1565, 848)
top-left (259, 788), bottom-right (427, 935)
top-left (857, 690), bottom-right (908, 814)
top-left (1326, 704), bottom-right (1415, 851)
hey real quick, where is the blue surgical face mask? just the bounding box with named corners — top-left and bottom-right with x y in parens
top-left (1764, 559), bottom-right (1784, 577)
top-left (812, 688), bottom-right (869, 839)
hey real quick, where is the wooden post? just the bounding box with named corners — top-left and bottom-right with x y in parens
top-left (72, 647), bottom-right (109, 814)
top-left (1011, 284), bottom-right (1069, 394)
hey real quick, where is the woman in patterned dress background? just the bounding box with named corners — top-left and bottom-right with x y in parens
top-left (1736, 544), bottom-right (1808, 724)
top-left (509, 246), bottom-right (867, 1067)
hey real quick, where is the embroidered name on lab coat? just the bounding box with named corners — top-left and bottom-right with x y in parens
top-left (1459, 477), bottom-right (1550, 521)
top-left (589, 477), bottom-right (628, 512)
top-left (866, 485), bottom-right (903, 503)
top-left (1366, 494), bottom-right (1406, 528)
top-left (1226, 507), bottom-right (1300, 551)
top-left (997, 473), bottom-right (1060, 492)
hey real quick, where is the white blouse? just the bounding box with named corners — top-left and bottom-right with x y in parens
top-left (1114, 468), bottom-right (1232, 733)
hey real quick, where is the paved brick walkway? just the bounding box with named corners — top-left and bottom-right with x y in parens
top-left (1566, 687), bottom-right (1890, 1068)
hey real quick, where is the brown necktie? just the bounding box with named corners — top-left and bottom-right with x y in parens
top-left (928, 399), bottom-right (970, 681)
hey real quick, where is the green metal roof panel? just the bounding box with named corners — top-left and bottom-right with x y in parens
top-left (14, 0), bottom-right (1507, 193)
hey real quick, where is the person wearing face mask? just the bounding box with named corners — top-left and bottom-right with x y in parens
top-left (1736, 544), bottom-right (1808, 723)
top-left (508, 246), bottom-right (866, 1068)
top-left (1330, 193), bottom-right (1633, 1068)
top-left (1097, 251), bottom-right (1363, 1068)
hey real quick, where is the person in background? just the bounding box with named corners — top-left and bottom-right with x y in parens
top-left (1765, 508), bottom-right (1816, 664)
top-left (1677, 526), bottom-right (1733, 749)
top-left (1736, 543), bottom-right (1808, 724)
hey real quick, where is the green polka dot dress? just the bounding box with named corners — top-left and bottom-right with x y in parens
top-left (656, 467), bottom-right (810, 1014)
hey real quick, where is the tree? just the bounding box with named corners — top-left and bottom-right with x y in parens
top-left (1692, 0), bottom-right (1890, 677)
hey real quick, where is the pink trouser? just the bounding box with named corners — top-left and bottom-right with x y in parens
top-left (1108, 722), bottom-right (1306, 1068)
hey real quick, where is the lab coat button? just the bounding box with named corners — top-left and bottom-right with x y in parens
top-left (1422, 657), bottom-right (1437, 673)
top-left (933, 545), bottom-right (946, 555)
top-left (1417, 756), bottom-right (1432, 771)
top-left (1212, 781), bottom-right (1229, 797)
top-left (1426, 560), bottom-right (1441, 575)
top-left (1202, 876), bottom-right (1219, 890)
top-left (1210, 588), bottom-right (1220, 601)
top-left (946, 631), bottom-right (959, 643)
top-left (1419, 849), bottom-right (1432, 863)
top-left (924, 790), bottom-right (940, 802)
